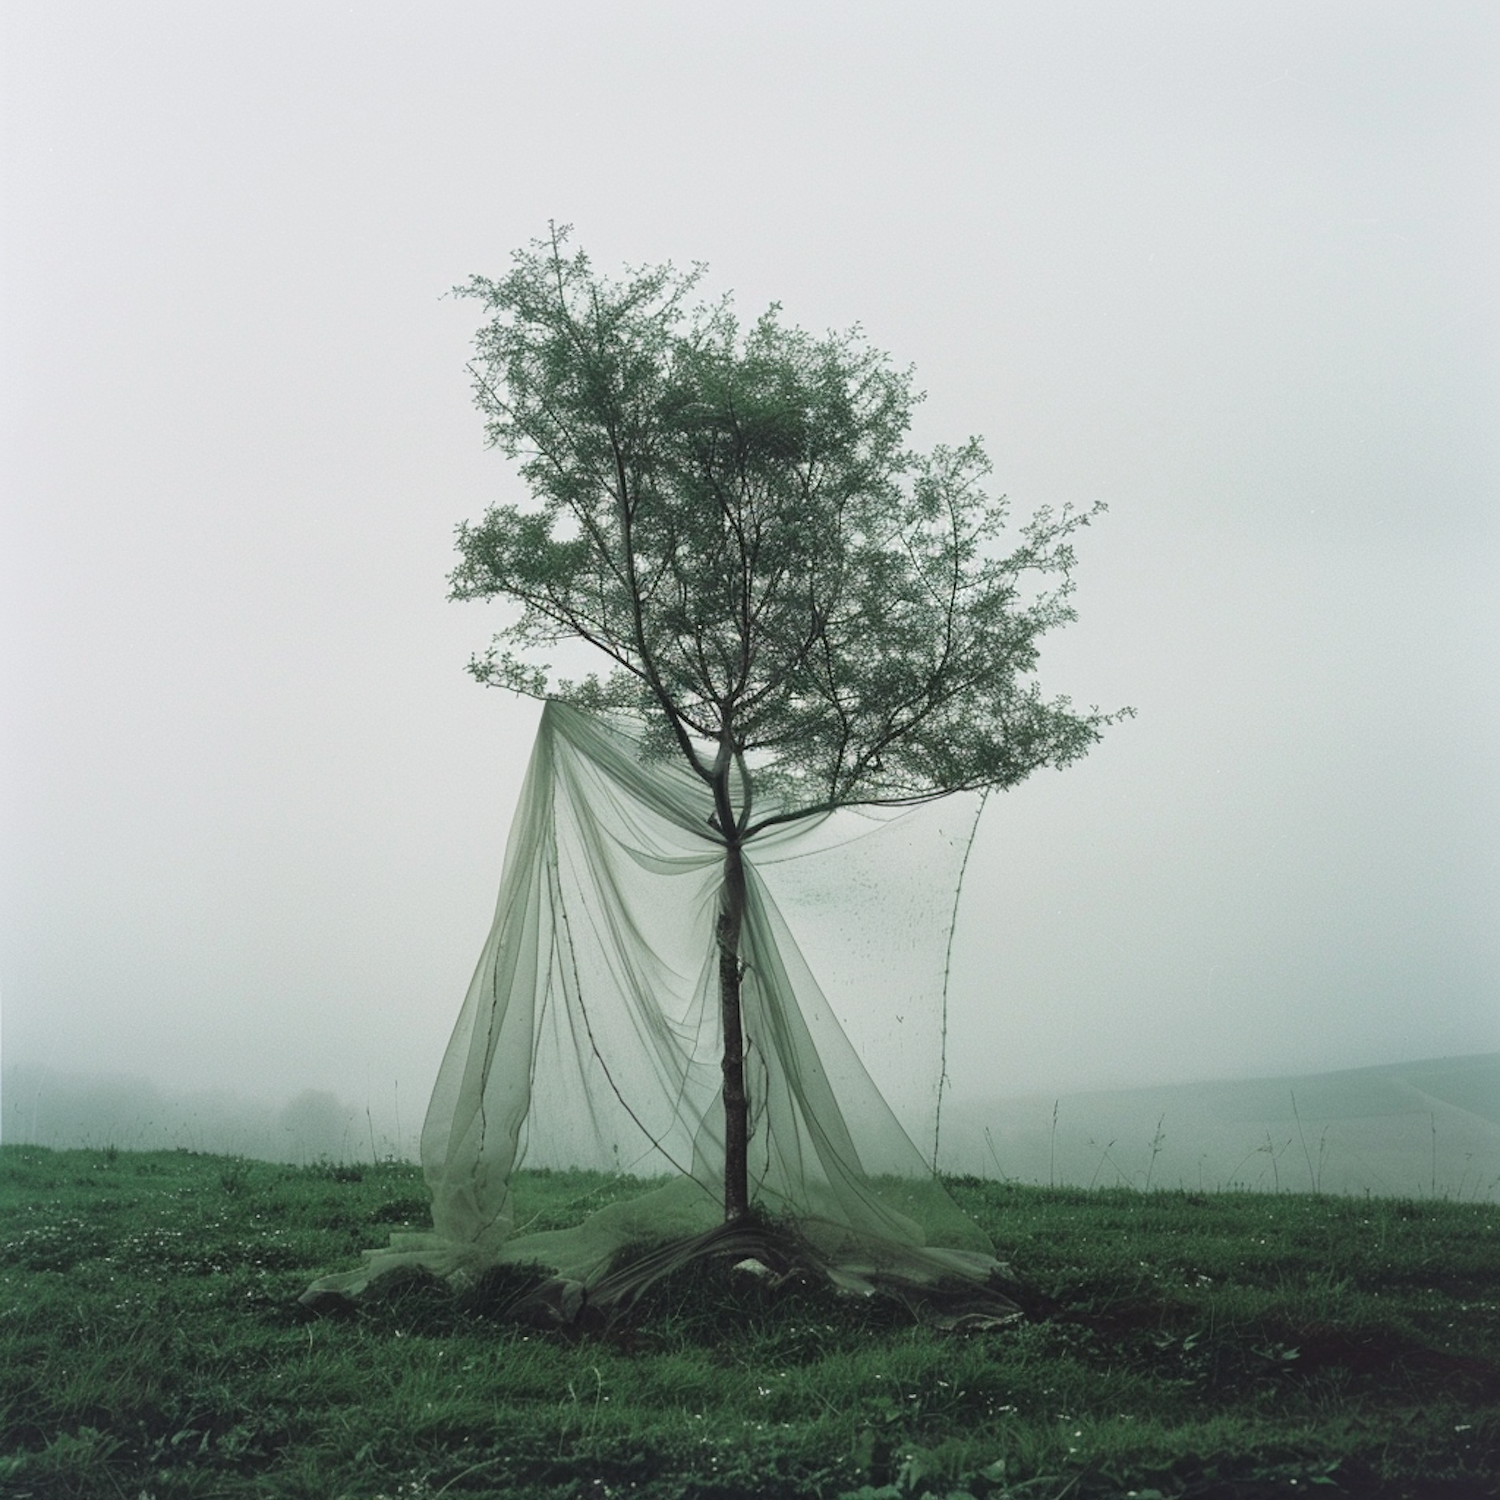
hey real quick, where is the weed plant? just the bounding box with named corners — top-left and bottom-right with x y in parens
top-left (1, 1146), bottom-right (1496, 1499)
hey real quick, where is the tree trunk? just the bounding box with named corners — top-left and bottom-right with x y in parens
top-left (717, 839), bottom-right (750, 1221)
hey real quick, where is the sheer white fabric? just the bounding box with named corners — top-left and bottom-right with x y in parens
top-left (305, 701), bottom-right (998, 1301)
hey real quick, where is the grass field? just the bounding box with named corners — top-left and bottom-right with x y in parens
top-left (1, 1146), bottom-right (1497, 1499)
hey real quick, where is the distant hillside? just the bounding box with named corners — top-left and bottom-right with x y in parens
top-left (8, 1053), bottom-right (1497, 1200)
top-left (942, 1053), bottom-right (1500, 1201)
top-left (0, 1063), bottom-right (391, 1164)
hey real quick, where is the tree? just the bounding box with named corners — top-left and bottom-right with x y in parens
top-left (449, 226), bottom-right (1119, 1223)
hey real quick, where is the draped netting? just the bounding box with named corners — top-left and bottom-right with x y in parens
top-left (304, 701), bottom-right (1011, 1314)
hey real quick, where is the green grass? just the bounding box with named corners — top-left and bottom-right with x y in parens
top-left (1, 1147), bottom-right (1496, 1499)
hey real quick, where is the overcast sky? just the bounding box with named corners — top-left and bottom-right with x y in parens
top-left (2, 2), bottom-right (1496, 1130)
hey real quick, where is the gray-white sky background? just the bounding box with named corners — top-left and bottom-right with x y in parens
top-left (3, 2), bottom-right (1496, 1128)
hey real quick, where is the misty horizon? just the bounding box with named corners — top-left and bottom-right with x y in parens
top-left (7, 1051), bottom-right (1497, 1206)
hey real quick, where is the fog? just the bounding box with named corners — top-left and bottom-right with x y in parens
top-left (3, 4), bottom-right (1496, 1150)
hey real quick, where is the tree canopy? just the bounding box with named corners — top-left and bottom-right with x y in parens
top-left (449, 226), bottom-right (1117, 835)
top-left (449, 227), bottom-right (1124, 1224)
